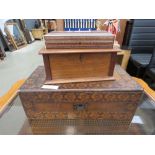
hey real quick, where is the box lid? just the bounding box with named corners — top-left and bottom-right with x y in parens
top-left (20, 65), bottom-right (143, 92)
top-left (44, 31), bottom-right (115, 49)
top-left (44, 31), bottom-right (114, 38)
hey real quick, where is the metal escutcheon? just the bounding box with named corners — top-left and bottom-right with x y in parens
top-left (73, 103), bottom-right (87, 111)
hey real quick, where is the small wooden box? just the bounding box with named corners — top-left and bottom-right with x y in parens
top-left (19, 66), bottom-right (143, 134)
top-left (40, 49), bottom-right (119, 84)
top-left (42, 31), bottom-right (118, 84)
top-left (44, 31), bottom-right (115, 49)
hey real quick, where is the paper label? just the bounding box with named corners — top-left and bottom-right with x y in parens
top-left (41, 85), bottom-right (59, 90)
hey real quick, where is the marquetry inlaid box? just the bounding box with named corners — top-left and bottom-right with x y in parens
top-left (19, 65), bottom-right (143, 134)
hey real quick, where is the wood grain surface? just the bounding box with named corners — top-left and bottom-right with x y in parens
top-left (49, 53), bottom-right (111, 81)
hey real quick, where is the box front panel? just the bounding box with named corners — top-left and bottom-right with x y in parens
top-left (20, 91), bottom-right (142, 120)
top-left (49, 53), bottom-right (111, 80)
top-left (19, 90), bottom-right (143, 134)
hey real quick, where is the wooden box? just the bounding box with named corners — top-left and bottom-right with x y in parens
top-left (19, 66), bottom-right (143, 134)
top-left (44, 31), bottom-right (115, 49)
top-left (42, 31), bottom-right (118, 84)
top-left (40, 48), bottom-right (119, 84)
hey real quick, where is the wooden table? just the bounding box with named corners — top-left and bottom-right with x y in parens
top-left (117, 49), bottom-right (131, 70)
top-left (114, 42), bottom-right (131, 70)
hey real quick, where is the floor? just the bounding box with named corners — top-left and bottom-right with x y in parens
top-left (0, 41), bottom-right (45, 97)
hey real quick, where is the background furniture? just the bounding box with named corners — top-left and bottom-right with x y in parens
top-left (117, 49), bottom-right (131, 70)
top-left (47, 20), bottom-right (57, 32)
top-left (133, 77), bottom-right (155, 101)
top-left (0, 28), bottom-right (12, 51)
top-left (0, 79), bottom-right (25, 112)
top-left (31, 28), bottom-right (48, 40)
top-left (31, 29), bottom-right (43, 40)
top-left (128, 52), bottom-right (152, 77)
top-left (16, 19), bottom-right (34, 44)
top-left (144, 48), bottom-right (155, 89)
top-left (64, 19), bottom-right (96, 31)
top-left (126, 20), bottom-right (155, 77)
top-left (4, 22), bottom-right (27, 50)
top-left (0, 38), bottom-right (6, 60)
top-left (93, 19), bottom-right (127, 46)
top-left (114, 42), bottom-right (131, 70)
top-left (56, 19), bottom-right (64, 31)
top-left (54, 19), bottom-right (127, 47)
top-left (122, 19), bottom-right (134, 49)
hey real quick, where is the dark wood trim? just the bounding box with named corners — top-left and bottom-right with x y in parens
top-left (0, 28), bottom-right (12, 51)
top-left (43, 55), bottom-right (52, 81)
top-left (0, 39), bottom-right (6, 59)
top-left (108, 52), bottom-right (117, 76)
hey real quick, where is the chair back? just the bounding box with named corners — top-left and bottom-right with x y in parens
top-left (148, 48), bottom-right (155, 68)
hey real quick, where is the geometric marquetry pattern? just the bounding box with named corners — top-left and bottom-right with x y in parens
top-left (25, 111), bottom-right (134, 120)
top-left (29, 119), bottom-right (130, 135)
top-left (20, 91), bottom-right (142, 103)
top-left (30, 119), bottom-right (130, 127)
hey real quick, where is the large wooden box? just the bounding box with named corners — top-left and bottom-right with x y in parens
top-left (40, 49), bottom-right (118, 84)
top-left (19, 66), bottom-right (143, 134)
top-left (44, 31), bottom-right (115, 49)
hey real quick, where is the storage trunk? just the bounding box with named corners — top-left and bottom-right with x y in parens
top-left (44, 31), bottom-right (115, 49)
top-left (19, 65), bottom-right (143, 134)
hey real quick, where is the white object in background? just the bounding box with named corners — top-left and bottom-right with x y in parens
top-left (131, 115), bottom-right (144, 124)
